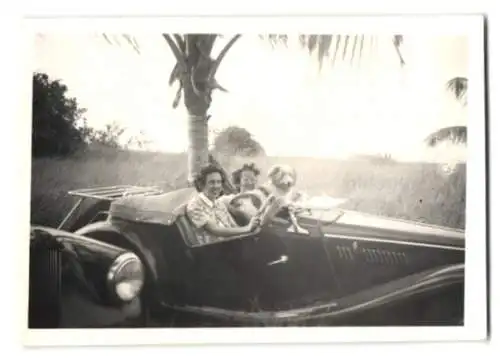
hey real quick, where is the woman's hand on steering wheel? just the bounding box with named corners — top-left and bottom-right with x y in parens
top-left (247, 216), bottom-right (262, 232)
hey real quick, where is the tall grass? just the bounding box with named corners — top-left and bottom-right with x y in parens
top-left (30, 147), bottom-right (466, 229)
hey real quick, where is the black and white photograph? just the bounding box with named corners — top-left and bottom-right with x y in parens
top-left (22, 14), bottom-right (487, 346)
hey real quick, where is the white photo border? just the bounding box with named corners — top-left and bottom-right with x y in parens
top-left (19, 14), bottom-right (487, 346)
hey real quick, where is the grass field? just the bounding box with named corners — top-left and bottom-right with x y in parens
top-left (30, 146), bottom-right (466, 230)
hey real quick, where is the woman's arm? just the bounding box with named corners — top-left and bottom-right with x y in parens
top-left (204, 218), bottom-right (259, 237)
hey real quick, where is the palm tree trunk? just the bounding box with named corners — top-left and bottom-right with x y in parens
top-left (186, 112), bottom-right (209, 184)
top-left (182, 52), bottom-right (212, 185)
top-left (186, 113), bottom-right (236, 193)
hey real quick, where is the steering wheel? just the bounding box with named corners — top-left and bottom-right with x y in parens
top-left (225, 191), bottom-right (264, 227)
top-left (229, 191), bottom-right (265, 211)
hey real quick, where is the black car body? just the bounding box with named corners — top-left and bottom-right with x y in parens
top-left (29, 185), bottom-right (465, 328)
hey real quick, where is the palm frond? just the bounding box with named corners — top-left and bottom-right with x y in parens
top-left (209, 34), bottom-right (242, 80)
top-left (357, 35), bottom-right (365, 66)
top-left (393, 35), bottom-right (405, 66)
top-left (263, 34), bottom-right (405, 69)
top-left (317, 35), bottom-right (332, 69)
top-left (424, 126), bottom-right (467, 147)
top-left (342, 36), bottom-right (351, 62)
top-left (260, 34), bottom-right (289, 49)
top-left (332, 35), bottom-right (342, 65)
top-left (307, 35), bottom-right (318, 53)
top-left (173, 34), bottom-right (186, 52)
top-left (122, 35), bottom-right (141, 54)
top-left (162, 34), bottom-right (186, 67)
top-left (446, 77), bottom-right (468, 105)
top-left (350, 35), bottom-right (359, 65)
top-left (101, 34), bottom-right (141, 54)
top-left (299, 34), bottom-right (307, 48)
top-left (102, 34), bottom-right (114, 46)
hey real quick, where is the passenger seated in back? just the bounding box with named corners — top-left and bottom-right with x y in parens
top-left (186, 165), bottom-right (261, 244)
top-left (219, 163), bottom-right (262, 225)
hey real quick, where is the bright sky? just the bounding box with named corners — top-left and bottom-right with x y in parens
top-left (33, 33), bottom-right (468, 161)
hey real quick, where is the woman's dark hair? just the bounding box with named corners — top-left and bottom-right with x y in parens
top-left (194, 164), bottom-right (226, 192)
top-left (232, 163), bottom-right (261, 192)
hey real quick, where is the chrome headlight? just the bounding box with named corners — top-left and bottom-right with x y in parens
top-left (107, 252), bottom-right (145, 302)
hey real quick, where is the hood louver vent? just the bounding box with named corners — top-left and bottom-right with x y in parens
top-left (335, 245), bottom-right (408, 265)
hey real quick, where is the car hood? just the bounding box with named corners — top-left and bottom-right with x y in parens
top-left (297, 207), bottom-right (465, 249)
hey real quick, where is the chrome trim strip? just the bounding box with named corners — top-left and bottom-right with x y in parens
top-left (422, 263), bottom-right (464, 279)
top-left (323, 233), bottom-right (465, 251)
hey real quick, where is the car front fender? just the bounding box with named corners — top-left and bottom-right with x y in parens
top-left (29, 226), bottom-right (145, 328)
top-left (74, 220), bottom-right (165, 319)
top-left (74, 221), bottom-right (159, 285)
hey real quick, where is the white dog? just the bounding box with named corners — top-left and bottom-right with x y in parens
top-left (255, 164), bottom-right (308, 233)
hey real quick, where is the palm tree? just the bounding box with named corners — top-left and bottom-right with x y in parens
top-left (425, 76), bottom-right (468, 147)
top-left (104, 33), bottom-right (405, 184)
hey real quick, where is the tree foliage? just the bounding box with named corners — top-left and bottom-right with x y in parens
top-left (32, 72), bottom-right (150, 157)
top-left (32, 72), bottom-right (88, 157)
top-left (212, 126), bottom-right (265, 157)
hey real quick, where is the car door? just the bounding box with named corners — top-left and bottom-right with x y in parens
top-left (180, 229), bottom-right (285, 312)
top-left (243, 213), bottom-right (341, 311)
top-left (177, 212), bottom-right (342, 313)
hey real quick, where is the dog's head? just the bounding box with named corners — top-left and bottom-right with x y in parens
top-left (267, 164), bottom-right (297, 191)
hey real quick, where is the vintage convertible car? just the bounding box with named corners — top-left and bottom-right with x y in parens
top-left (28, 183), bottom-right (465, 328)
